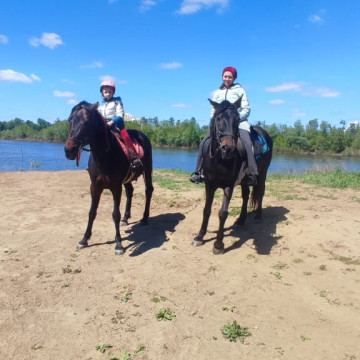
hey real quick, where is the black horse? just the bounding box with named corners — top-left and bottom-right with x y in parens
top-left (64, 101), bottom-right (154, 255)
top-left (192, 99), bottom-right (273, 254)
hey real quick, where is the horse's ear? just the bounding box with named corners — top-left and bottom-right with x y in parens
top-left (92, 102), bottom-right (99, 110)
top-left (234, 97), bottom-right (242, 109)
top-left (208, 98), bottom-right (218, 109)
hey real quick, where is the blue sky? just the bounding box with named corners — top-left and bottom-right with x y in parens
top-left (0, 0), bottom-right (359, 127)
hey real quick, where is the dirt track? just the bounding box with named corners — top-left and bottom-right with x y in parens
top-left (0, 170), bottom-right (359, 360)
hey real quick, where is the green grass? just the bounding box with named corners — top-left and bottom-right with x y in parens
top-left (268, 169), bottom-right (360, 189)
top-left (153, 169), bottom-right (194, 191)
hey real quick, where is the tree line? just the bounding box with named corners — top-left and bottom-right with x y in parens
top-left (0, 116), bottom-right (359, 156)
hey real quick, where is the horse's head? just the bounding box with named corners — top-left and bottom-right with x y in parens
top-left (64, 101), bottom-right (100, 160)
top-left (209, 98), bottom-right (241, 159)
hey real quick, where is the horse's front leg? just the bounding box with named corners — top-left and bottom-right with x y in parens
top-left (213, 186), bottom-right (234, 255)
top-left (234, 185), bottom-right (250, 226)
top-left (112, 188), bottom-right (124, 255)
top-left (121, 183), bottom-right (133, 226)
top-left (192, 184), bottom-right (216, 247)
top-left (78, 183), bottom-right (102, 250)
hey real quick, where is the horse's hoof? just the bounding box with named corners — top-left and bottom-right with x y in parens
top-left (115, 248), bottom-right (125, 256)
top-left (213, 246), bottom-right (224, 255)
top-left (76, 243), bottom-right (87, 250)
top-left (140, 218), bottom-right (149, 225)
top-left (120, 220), bottom-right (128, 226)
top-left (192, 239), bottom-right (205, 247)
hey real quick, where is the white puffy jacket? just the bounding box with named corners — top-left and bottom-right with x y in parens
top-left (210, 83), bottom-right (251, 132)
top-left (97, 97), bottom-right (124, 121)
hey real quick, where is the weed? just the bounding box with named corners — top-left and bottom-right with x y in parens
top-left (121, 350), bottom-right (132, 360)
top-left (293, 258), bottom-right (303, 263)
top-left (272, 262), bottom-right (288, 270)
top-left (121, 292), bottom-right (132, 303)
top-left (300, 334), bottom-right (311, 341)
top-left (221, 321), bottom-right (251, 343)
top-left (95, 344), bottom-right (112, 353)
top-left (303, 271), bottom-right (312, 276)
top-left (151, 296), bottom-right (167, 303)
top-left (61, 283), bottom-right (70, 288)
top-left (156, 308), bottom-right (176, 321)
top-left (134, 345), bottom-right (147, 355)
top-left (222, 306), bottom-right (236, 312)
top-left (319, 264), bottom-right (327, 270)
top-left (271, 271), bottom-right (282, 279)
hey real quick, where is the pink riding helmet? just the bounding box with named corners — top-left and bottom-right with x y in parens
top-left (100, 80), bottom-right (116, 93)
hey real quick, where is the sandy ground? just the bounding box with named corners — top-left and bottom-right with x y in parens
top-left (0, 170), bottom-right (359, 360)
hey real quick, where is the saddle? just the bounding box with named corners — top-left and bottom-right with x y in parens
top-left (111, 130), bottom-right (144, 181)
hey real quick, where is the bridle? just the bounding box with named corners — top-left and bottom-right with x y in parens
top-left (66, 103), bottom-right (110, 166)
top-left (210, 106), bottom-right (239, 158)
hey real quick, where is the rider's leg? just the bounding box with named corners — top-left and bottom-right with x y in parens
top-left (120, 129), bottom-right (142, 168)
top-left (239, 129), bottom-right (258, 185)
top-left (190, 137), bottom-right (207, 183)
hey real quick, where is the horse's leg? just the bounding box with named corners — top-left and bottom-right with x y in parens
top-left (141, 163), bottom-right (154, 224)
top-left (192, 185), bottom-right (216, 247)
top-left (112, 187), bottom-right (125, 256)
top-left (234, 184), bottom-right (250, 226)
top-left (252, 174), bottom-right (266, 221)
top-left (77, 183), bottom-right (102, 250)
top-left (213, 186), bottom-right (234, 255)
top-left (121, 183), bottom-right (133, 226)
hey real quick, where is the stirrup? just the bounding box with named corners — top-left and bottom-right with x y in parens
top-left (189, 172), bottom-right (202, 184)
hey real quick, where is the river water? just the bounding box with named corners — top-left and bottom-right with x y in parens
top-left (0, 140), bottom-right (359, 173)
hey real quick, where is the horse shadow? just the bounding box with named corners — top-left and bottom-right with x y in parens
top-left (223, 206), bottom-right (289, 255)
top-left (122, 212), bottom-right (185, 257)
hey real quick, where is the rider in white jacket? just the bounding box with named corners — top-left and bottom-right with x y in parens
top-left (190, 66), bottom-right (258, 186)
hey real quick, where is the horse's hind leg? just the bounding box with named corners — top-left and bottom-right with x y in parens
top-left (121, 183), bottom-right (133, 226)
top-left (78, 183), bottom-right (102, 250)
top-left (112, 188), bottom-right (125, 255)
top-left (213, 186), bottom-right (234, 255)
top-left (193, 185), bottom-right (215, 247)
top-left (141, 164), bottom-right (154, 224)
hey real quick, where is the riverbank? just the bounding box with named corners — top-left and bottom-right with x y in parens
top-left (0, 170), bottom-right (359, 359)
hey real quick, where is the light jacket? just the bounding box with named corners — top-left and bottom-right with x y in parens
top-left (97, 97), bottom-right (125, 128)
top-left (210, 83), bottom-right (251, 132)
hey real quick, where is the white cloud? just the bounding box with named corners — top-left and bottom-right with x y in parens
top-left (80, 61), bottom-right (103, 69)
top-left (292, 108), bottom-right (306, 118)
top-left (176, 0), bottom-right (229, 15)
top-left (0, 35), bottom-right (9, 44)
top-left (53, 90), bottom-right (75, 97)
top-left (266, 82), bottom-right (303, 93)
top-left (30, 32), bottom-right (64, 49)
top-left (171, 103), bottom-right (187, 108)
top-left (140, 0), bottom-right (157, 12)
top-left (266, 81), bottom-right (340, 98)
top-left (68, 99), bottom-right (78, 105)
top-left (269, 99), bottom-right (285, 105)
top-left (315, 87), bottom-right (340, 98)
top-left (30, 74), bottom-right (41, 81)
top-left (0, 69), bottom-right (37, 83)
top-left (160, 62), bottom-right (183, 69)
top-left (62, 78), bottom-right (76, 84)
top-left (308, 14), bottom-right (325, 24)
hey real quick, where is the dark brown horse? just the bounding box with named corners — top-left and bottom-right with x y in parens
top-left (64, 101), bottom-right (154, 255)
top-left (192, 99), bottom-right (272, 254)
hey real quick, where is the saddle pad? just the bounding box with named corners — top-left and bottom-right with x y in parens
top-left (113, 132), bottom-right (144, 161)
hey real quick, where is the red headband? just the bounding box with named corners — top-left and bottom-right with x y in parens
top-left (222, 66), bottom-right (237, 80)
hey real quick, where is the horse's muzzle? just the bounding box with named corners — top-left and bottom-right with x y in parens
top-left (220, 145), bottom-right (235, 159)
top-left (64, 140), bottom-right (79, 160)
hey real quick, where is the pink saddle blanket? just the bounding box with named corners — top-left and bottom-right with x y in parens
top-left (113, 132), bottom-right (144, 161)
